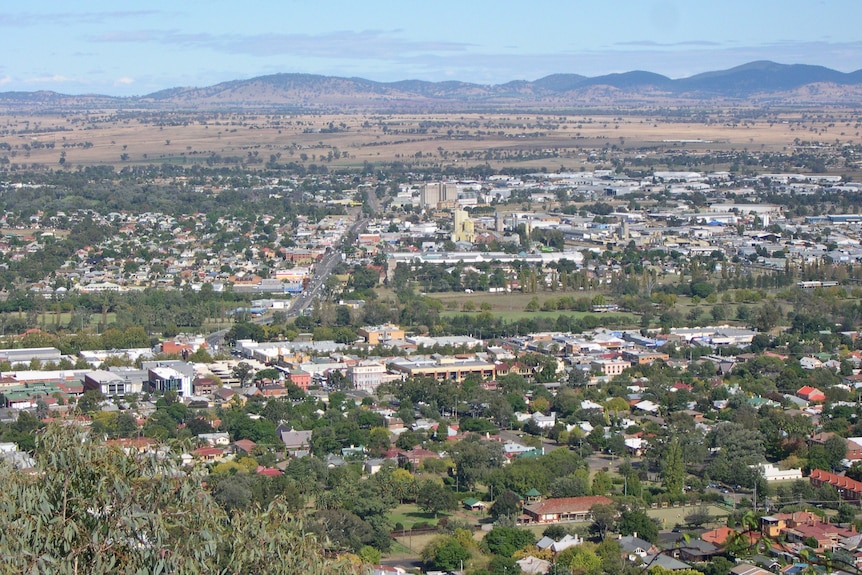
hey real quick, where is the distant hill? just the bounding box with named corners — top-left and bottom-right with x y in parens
top-left (3, 61), bottom-right (862, 112)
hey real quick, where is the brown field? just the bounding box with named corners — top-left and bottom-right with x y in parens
top-left (2, 109), bottom-right (860, 174)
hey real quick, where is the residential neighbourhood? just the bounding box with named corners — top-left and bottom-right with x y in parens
top-left (4, 163), bottom-right (862, 574)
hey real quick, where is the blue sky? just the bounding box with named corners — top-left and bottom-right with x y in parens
top-left (1, 0), bottom-right (860, 96)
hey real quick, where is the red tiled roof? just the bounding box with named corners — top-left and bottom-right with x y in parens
top-left (702, 526), bottom-right (735, 545)
top-left (193, 447), bottom-right (224, 457)
top-left (234, 439), bottom-right (256, 453)
top-left (810, 468), bottom-right (862, 494)
top-left (524, 495), bottom-right (613, 516)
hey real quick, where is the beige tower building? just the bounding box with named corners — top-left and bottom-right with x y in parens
top-left (420, 182), bottom-right (443, 209)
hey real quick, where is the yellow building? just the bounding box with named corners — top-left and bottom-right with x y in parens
top-left (358, 324), bottom-right (405, 345)
top-left (451, 209), bottom-right (475, 243)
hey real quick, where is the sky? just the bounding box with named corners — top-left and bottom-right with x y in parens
top-left (1, 0), bottom-right (861, 97)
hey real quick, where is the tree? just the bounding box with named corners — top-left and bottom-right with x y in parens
top-left (490, 491), bottom-right (522, 522)
top-left (358, 545), bottom-right (381, 565)
top-left (0, 424), bottom-right (351, 574)
top-left (488, 555), bottom-right (518, 575)
top-left (557, 543), bottom-right (602, 575)
top-left (232, 361), bottom-right (254, 387)
top-left (591, 470), bottom-right (612, 495)
top-left (449, 437), bottom-right (505, 491)
top-left (684, 507), bottom-right (713, 528)
top-left (837, 503), bottom-right (857, 525)
top-left (416, 479), bottom-right (457, 518)
top-left (618, 509), bottom-right (659, 542)
top-left (76, 389), bottom-right (104, 414)
top-left (309, 509), bottom-right (373, 552)
top-left (422, 535), bottom-right (472, 571)
top-left (115, 412), bottom-right (138, 438)
top-left (589, 503), bottom-right (617, 539)
top-left (663, 437), bottom-right (685, 497)
top-left (824, 435), bottom-right (848, 470)
top-left (482, 526), bottom-right (536, 557)
top-left (550, 473), bottom-right (590, 498)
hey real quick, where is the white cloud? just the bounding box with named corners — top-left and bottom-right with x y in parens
top-left (114, 76), bottom-right (134, 86)
top-left (25, 75), bottom-right (77, 84)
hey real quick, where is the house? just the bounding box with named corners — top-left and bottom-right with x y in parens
top-left (367, 566), bottom-right (407, 575)
top-left (197, 432), bottom-right (230, 446)
top-left (549, 534), bottom-right (583, 553)
top-left (275, 425), bottom-right (313, 456)
top-left (799, 357), bottom-right (824, 370)
top-left (644, 554), bottom-right (692, 571)
top-left (619, 534), bottom-right (657, 559)
top-left (676, 539), bottom-right (720, 562)
top-left (360, 458), bottom-right (382, 475)
top-left (797, 385), bottom-right (826, 402)
top-left (256, 466), bottom-right (282, 477)
top-left (521, 495), bottom-right (613, 524)
top-left (358, 324), bottom-right (405, 345)
top-left (701, 526), bottom-right (737, 546)
top-left (214, 387), bottom-right (239, 403)
top-left (516, 556), bottom-right (552, 575)
top-left (348, 360), bottom-right (387, 392)
top-left (147, 366), bottom-right (193, 397)
top-left (810, 468), bottom-right (862, 500)
top-left (758, 462), bottom-right (803, 482)
top-left (193, 377), bottom-right (219, 395)
top-left (192, 446), bottom-right (225, 462)
top-left (233, 439), bottom-right (256, 455)
top-left (730, 564), bottom-right (775, 575)
top-left (591, 358), bottom-right (629, 377)
top-left (784, 520), bottom-right (856, 551)
top-left (83, 370), bottom-right (144, 397)
top-left (397, 445), bottom-right (440, 468)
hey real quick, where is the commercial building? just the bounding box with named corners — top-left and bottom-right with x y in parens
top-left (83, 370), bottom-right (144, 397)
top-left (358, 324), bottom-right (405, 346)
top-left (348, 360), bottom-right (387, 392)
top-left (388, 355), bottom-right (495, 382)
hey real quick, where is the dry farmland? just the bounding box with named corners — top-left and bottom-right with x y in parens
top-left (2, 108), bottom-right (860, 174)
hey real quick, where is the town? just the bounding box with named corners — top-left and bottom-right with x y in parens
top-left (2, 153), bottom-right (862, 574)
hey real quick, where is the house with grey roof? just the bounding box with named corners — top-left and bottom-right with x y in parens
top-left (275, 424), bottom-right (313, 456)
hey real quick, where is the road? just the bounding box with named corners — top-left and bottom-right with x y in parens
top-left (286, 213), bottom-right (369, 319)
top-left (206, 200), bottom-right (373, 350)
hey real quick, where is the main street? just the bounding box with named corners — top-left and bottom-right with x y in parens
top-left (286, 212), bottom-right (369, 319)
top-left (207, 196), bottom-right (374, 349)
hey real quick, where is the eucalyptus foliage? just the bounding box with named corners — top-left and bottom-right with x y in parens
top-left (0, 426), bottom-right (355, 575)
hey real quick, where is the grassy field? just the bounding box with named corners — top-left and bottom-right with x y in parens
top-left (431, 290), bottom-right (605, 312)
top-left (444, 309), bottom-right (637, 324)
top-left (387, 504), bottom-right (444, 529)
top-left (0, 310), bottom-right (234, 334)
top-left (646, 504), bottom-right (729, 530)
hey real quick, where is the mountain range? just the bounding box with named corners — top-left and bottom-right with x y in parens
top-left (2, 61), bottom-right (862, 112)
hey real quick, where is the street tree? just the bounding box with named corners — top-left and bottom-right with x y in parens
top-left (232, 361), bottom-right (254, 387)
